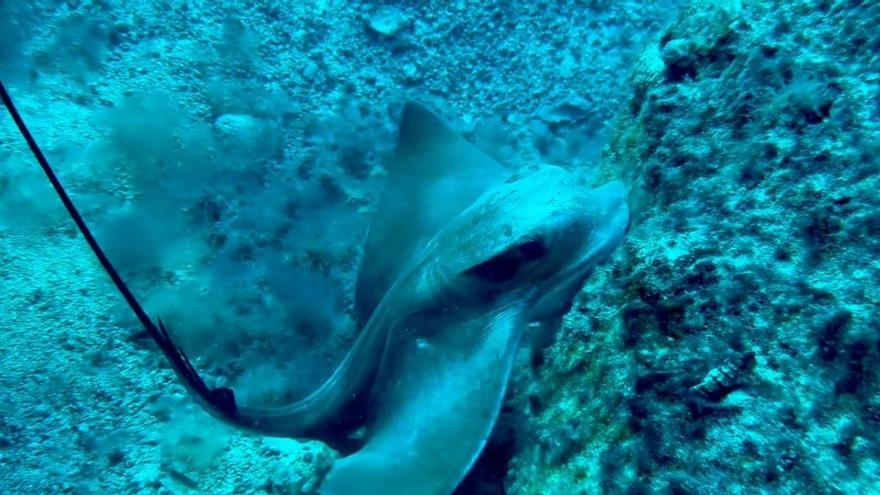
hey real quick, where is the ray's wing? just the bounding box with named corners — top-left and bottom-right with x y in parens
top-left (354, 103), bottom-right (507, 325)
top-left (320, 306), bottom-right (525, 495)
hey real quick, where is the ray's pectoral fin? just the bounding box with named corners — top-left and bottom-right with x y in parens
top-left (320, 307), bottom-right (525, 495)
top-left (354, 102), bottom-right (507, 326)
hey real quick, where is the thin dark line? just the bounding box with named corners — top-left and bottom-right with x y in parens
top-left (0, 80), bottom-right (235, 415)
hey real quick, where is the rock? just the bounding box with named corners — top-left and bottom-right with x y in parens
top-left (661, 38), bottom-right (698, 82)
top-left (536, 96), bottom-right (594, 125)
top-left (213, 113), bottom-right (280, 159)
top-left (366, 6), bottom-right (408, 37)
top-left (214, 113), bottom-right (258, 138)
top-left (519, 0), bottom-right (880, 492)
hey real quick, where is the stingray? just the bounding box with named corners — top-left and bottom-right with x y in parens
top-left (2, 82), bottom-right (629, 495)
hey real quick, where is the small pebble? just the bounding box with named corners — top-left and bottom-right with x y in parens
top-left (366, 6), bottom-right (407, 37)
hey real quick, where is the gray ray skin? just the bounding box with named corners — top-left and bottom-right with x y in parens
top-left (354, 103), bottom-right (508, 328)
top-left (182, 103), bottom-right (630, 494)
top-left (320, 106), bottom-right (630, 494)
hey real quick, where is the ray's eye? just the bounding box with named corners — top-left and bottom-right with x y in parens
top-left (466, 252), bottom-right (520, 283)
top-left (518, 239), bottom-right (546, 260)
top-left (466, 239), bottom-right (547, 284)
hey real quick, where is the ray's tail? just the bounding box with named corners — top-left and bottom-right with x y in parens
top-left (0, 80), bottom-right (239, 421)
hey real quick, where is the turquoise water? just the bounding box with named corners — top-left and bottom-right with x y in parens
top-left (1, 1), bottom-right (879, 494)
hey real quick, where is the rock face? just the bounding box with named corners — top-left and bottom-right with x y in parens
top-left (511, 0), bottom-right (880, 493)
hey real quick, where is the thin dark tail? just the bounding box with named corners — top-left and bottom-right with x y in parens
top-left (0, 80), bottom-right (238, 418)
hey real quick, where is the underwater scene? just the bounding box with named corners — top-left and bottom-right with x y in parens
top-left (1, 0), bottom-right (879, 494)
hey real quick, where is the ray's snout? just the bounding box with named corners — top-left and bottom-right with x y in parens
top-left (581, 180), bottom-right (630, 261)
top-left (593, 180), bottom-right (627, 211)
top-left (593, 179), bottom-right (630, 232)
